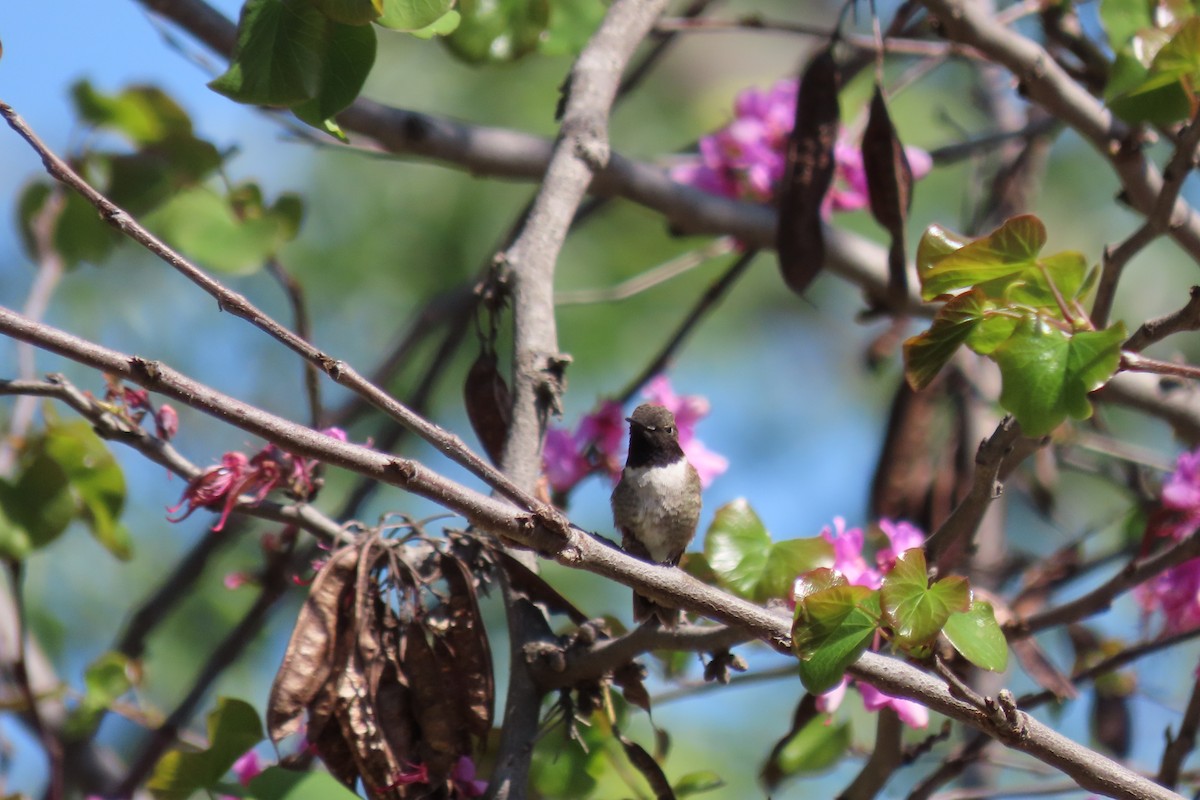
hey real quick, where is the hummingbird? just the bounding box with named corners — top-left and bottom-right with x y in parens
top-left (611, 403), bottom-right (702, 627)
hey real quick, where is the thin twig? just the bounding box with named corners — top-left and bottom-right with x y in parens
top-left (617, 248), bottom-right (757, 404)
top-left (1122, 352), bottom-right (1200, 383)
top-left (1158, 670), bottom-right (1200, 788)
top-left (555, 238), bottom-right (734, 306)
top-left (0, 100), bottom-right (542, 515)
top-left (111, 544), bottom-right (300, 796)
top-left (265, 258), bottom-right (322, 427)
top-left (1094, 108), bottom-right (1200, 327)
top-left (1125, 286), bottom-right (1200, 352)
top-left (2, 561), bottom-right (64, 800)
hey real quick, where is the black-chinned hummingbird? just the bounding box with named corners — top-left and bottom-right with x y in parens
top-left (611, 403), bottom-right (702, 627)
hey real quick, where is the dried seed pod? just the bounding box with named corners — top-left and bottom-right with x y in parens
top-left (464, 349), bottom-right (511, 465)
top-left (777, 46), bottom-right (841, 295)
top-left (862, 83), bottom-right (915, 305)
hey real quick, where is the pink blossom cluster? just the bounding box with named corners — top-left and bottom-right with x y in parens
top-left (542, 376), bottom-right (728, 494)
top-left (670, 78), bottom-right (932, 216)
top-left (102, 377), bottom-right (178, 441)
top-left (1136, 449), bottom-right (1200, 632)
top-left (810, 517), bottom-right (930, 729)
top-left (167, 428), bottom-right (347, 532)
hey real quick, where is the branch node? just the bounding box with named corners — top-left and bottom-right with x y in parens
top-left (129, 356), bottom-right (163, 385)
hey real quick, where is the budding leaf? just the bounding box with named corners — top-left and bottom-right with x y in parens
top-left (942, 600), bottom-right (1009, 672)
top-left (793, 583), bottom-right (880, 694)
top-left (880, 548), bottom-right (969, 648)
top-left (993, 319), bottom-right (1126, 437)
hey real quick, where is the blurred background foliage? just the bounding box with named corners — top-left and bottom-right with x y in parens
top-left (3, 0), bottom-right (1200, 797)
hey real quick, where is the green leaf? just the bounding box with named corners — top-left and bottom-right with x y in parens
top-left (246, 767), bottom-right (362, 800)
top-left (1099, 0), bottom-right (1155, 50)
top-left (943, 600), bottom-right (1009, 672)
top-left (149, 698), bottom-right (263, 800)
top-left (879, 548), bottom-right (970, 648)
top-left (993, 319), bottom-right (1127, 437)
top-left (210, 0), bottom-right (328, 106)
top-left (70, 81), bottom-right (194, 145)
top-left (145, 186), bottom-right (299, 274)
top-left (918, 215), bottom-right (1047, 301)
top-left (408, 9), bottom-right (460, 37)
top-left (793, 585), bottom-right (880, 694)
top-left (758, 538), bottom-right (834, 601)
top-left (539, 0), bottom-right (607, 56)
top-left (311, 0), bottom-right (382, 25)
top-left (18, 181), bottom-right (120, 268)
top-left (376, 0), bottom-right (455, 30)
top-left (903, 289), bottom-right (992, 390)
top-left (704, 499), bottom-right (832, 601)
top-left (1108, 18), bottom-right (1200, 124)
top-left (673, 770), bottom-right (725, 797)
top-left (44, 421), bottom-right (129, 560)
top-left (773, 714), bottom-right (851, 776)
top-left (704, 499), bottom-right (771, 598)
top-left (290, 19), bottom-right (377, 123)
top-left (64, 651), bottom-right (134, 738)
top-left (916, 223), bottom-right (972, 274)
top-left (444, 0), bottom-right (550, 62)
top-left (0, 439), bottom-right (75, 559)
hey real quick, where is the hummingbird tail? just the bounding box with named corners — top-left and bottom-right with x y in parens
top-left (633, 590), bottom-right (681, 628)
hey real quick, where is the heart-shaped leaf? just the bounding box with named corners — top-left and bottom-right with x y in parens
top-left (880, 548), bottom-right (969, 648)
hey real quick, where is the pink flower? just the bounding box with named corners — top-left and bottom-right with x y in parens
top-left (821, 518), bottom-right (881, 589)
top-left (641, 376), bottom-right (727, 487)
top-left (670, 78), bottom-right (932, 213)
top-left (857, 681), bottom-right (929, 728)
top-left (876, 519), bottom-right (925, 574)
top-left (155, 404), bottom-right (179, 441)
top-left (223, 572), bottom-right (251, 590)
top-left (817, 677), bottom-right (928, 729)
top-left (451, 756), bottom-right (488, 797)
top-left (542, 401), bottom-right (625, 493)
top-left (167, 452), bottom-right (250, 532)
top-left (232, 751), bottom-right (263, 786)
top-left (1136, 447), bottom-right (1200, 631)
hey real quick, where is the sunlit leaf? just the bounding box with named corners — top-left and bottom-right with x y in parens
top-left (149, 698), bottom-right (263, 800)
top-left (704, 499), bottom-right (771, 598)
top-left (704, 499), bottom-right (832, 601)
top-left (210, 0), bottom-right (327, 106)
top-left (444, 0), bottom-right (550, 62)
top-left (880, 548), bottom-right (970, 648)
top-left (943, 600), bottom-right (1009, 672)
top-left (903, 289), bottom-right (992, 390)
top-left (993, 319), bottom-right (1126, 437)
top-left (145, 186), bottom-right (300, 274)
top-left (793, 585), bottom-right (880, 693)
top-left (44, 421), bottom-right (129, 560)
top-left (376, 0), bottom-right (454, 30)
top-left (70, 81), bottom-right (194, 144)
top-left (539, 0), bottom-right (606, 56)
